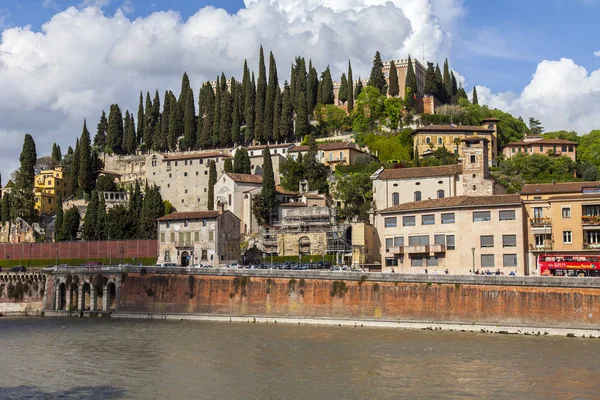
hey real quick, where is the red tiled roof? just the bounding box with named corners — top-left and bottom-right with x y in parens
top-left (279, 202), bottom-right (307, 207)
top-left (163, 151), bottom-right (232, 161)
top-left (548, 194), bottom-right (600, 201)
top-left (521, 182), bottom-right (600, 195)
top-left (225, 173), bottom-right (263, 184)
top-left (377, 164), bottom-right (462, 180)
top-left (276, 185), bottom-right (297, 195)
top-left (504, 138), bottom-right (577, 146)
top-left (289, 141), bottom-right (360, 152)
top-left (157, 211), bottom-right (220, 221)
top-left (413, 125), bottom-right (494, 134)
top-left (302, 193), bottom-right (325, 199)
top-left (379, 194), bottom-right (522, 213)
top-left (246, 143), bottom-right (294, 150)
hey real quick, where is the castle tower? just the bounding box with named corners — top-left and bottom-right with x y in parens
top-left (461, 137), bottom-right (494, 196)
top-left (481, 118), bottom-right (499, 166)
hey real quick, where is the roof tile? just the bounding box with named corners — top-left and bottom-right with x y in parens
top-left (378, 164), bottom-right (462, 180)
top-left (379, 194), bottom-right (522, 213)
top-left (157, 211), bottom-right (220, 221)
top-left (521, 182), bottom-right (600, 195)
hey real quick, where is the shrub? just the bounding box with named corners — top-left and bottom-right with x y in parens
top-left (330, 281), bottom-right (348, 298)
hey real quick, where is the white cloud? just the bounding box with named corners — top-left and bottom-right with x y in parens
top-left (476, 58), bottom-right (600, 134)
top-left (0, 0), bottom-right (461, 178)
top-left (594, 50), bottom-right (600, 57)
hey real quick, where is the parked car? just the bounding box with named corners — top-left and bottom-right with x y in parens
top-left (42, 266), bottom-right (58, 273)
top-left (9, 266), bottom-right (26, 272)
top-left (155, 263), bottom-right (177, 267)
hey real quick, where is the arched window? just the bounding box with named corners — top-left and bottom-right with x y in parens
top-left (426, 137), bottom-right (431, 145)
top-left (392, 192), bottom-right (400, 206)
top-left (488, 124), bottom-right (494, 130)
top-left (437, 190), bottom-right (445, 199)
top-left (438, 137), bottom-right (443, 145)
top-left (414, 191), bottom-right (422, 201)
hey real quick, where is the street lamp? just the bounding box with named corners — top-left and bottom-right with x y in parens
top-left (471, 247), bottom-right (476, 274)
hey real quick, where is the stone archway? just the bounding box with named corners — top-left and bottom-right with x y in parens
top-left (69, 284), bottom-right (78, 311)
top-left (104, 282), bottom-right (117, 312)
top-left (181, 251), bottom-right (190, 267)
top-left (57, 282), bottom-right (66, 310)
top-left (82, 282), bottom-right (91, 311)
top-left (299, 236), bottom-right (311, 255)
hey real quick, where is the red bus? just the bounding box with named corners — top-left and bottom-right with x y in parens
top-left (538, 254), bottom-right (600, 277)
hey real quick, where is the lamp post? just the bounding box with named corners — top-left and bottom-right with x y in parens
top-left (471, 247), bottom-right (476, 274)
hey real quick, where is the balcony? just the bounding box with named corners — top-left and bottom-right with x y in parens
top-left (530, 241), bottom-right (553, 251)
top-left (583, 242), bottom-right (600, 249)
top-left (582, 215), bottom-right (600, 226)
top-left (404, 245), bottom-right (446, 255)
top-left (386, 246), bottom-right (405, 255)
top-left (530, 218), bottom-right (552, 227)
top-left (176, 240), bottom-right (193, 249)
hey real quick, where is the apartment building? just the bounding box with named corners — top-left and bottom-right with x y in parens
top-left (521, 182), bottom-right (600, 274)
top-left (156, 209), bottom-right (241, 267)
top-left (34, 166), bottom-right (72, 215)
top-left (374, 194), bottom-right (525, 275)
top-left (502, 136), bottom-right (577, 161)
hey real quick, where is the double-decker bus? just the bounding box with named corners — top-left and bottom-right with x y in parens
top-left (538, 254), bottom-right (600, 277)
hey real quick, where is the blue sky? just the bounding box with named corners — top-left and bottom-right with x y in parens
top-left (2, 0), bottom-right (598, 94)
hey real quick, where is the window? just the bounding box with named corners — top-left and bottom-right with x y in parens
top-left (503, 254), bottom-right (517, 267)
top-left (539, 145), bottom-right (543, 152)
top-left (169, 173), bottom-right (172, 178)
top-left (228, 194), bottom-right (232, 205)
top-left (562, 207), bottom-right (571, 218)
top-left (411, 256), bottom-right (424, 267)
top-left (535, 234), bottom-right (546, 247)
top-left (437, 190), bottom-right (445, 199)
top-left (434, 234), bottom-right (446, 246)
top-left (437, 137), bottom-right (442, 145)
top-left (481, 254), bottom-right (495, 268)
top-left (196, 171), bottom-right (199, 176)
top-left (340, 151), bottom-right (344, 160)
top-left (166, 222), bottom-right (170, 228)
top-left (408, 235), bottom-right (429, 246)
top-left (422, 214), bottom-right (435, 225)
top-left (170, 232), bottom-right (175, 242)
top-left (502, 235), bottom-right (517, 248)
top-left (426, 256), bottom-right (438, 267)
top-left (562, 145), bottom-right (567, 152)
top-left (385, 217), bottom-right (397, 228)
top-left (569, 146), bottom-right (573, 152)
top-left (512, 148), bottom-right (515, 153)
top-left (393, 237), bottom-right (404, 247)
top-left (329, 152), bottom-right (333, 161)
top-left (175, 161), bottom-right (178, 166)
top-left (473, 211), bottom-right (491, 222)
top-left (160, 233), bottom-right (165, 243)
top-left (164, 251), bottom-right (171, 262)
top-left (385, 238), bottom-right (393, 251)
top-left (208, 231), bottom-right (214, 241)
top-left (202, 219), bottom-right (207, 227)
top-left (441, 213), bottom-right (455, 224)
top-left (499, 210), bottom-right (516, 221)
top-left (426, 137), bottom-right (431, 144)
top-left (386, 258), bottom-right (399, 267)
top-left (414, 191), bottom-right (422, 201)
top-left (446, 235), bottom-right (455, 250)
top-left (185, 189), bottom-right (188, 194)
top-left (194, 231), bottom-right (199, 242)
top-left (470, 155), bottom-right (476, 163)
top-left (200, 159), bottom-right (204, 165)
top-left (403, 216), bottom-right (415, 226)
top-left (201, 250), bottom-right (208, 261)
top-left (184, 172), bottom-right (188, 177)
top-left (480, 235), bottom-right (494, 248)
top-left (392, 192), bottom-right (400, 206)
top-left (563, 231), bottom-right (572, 244)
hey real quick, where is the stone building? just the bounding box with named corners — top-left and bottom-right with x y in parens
top-left (502, 136), bottom-right (577, 161)
top-left (146, 150), bottom-right (232, 212)
top-left (372, 137), bottom-right (506, 212)
top-left (156, 209), bottom-right (241, 267)
top-left (413, 118), bottom-right (499, 166)
top-left (231, 144), bottom-right (293, 184)
top-left (101, 153), bottom-right (147, 186)
top-left (520, 182), bottom-right (600, 275)
top-left (288, 141), bottom-right (376, 170)
top-left (34, 166), bottom-right (72, 215)
top-left (0, 217), bottom-right (38, 243)
top-left (374, 194), bottom-right (525, 275)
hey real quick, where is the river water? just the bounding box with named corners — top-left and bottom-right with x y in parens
top-left (0, 318), bottom-right (598, 399)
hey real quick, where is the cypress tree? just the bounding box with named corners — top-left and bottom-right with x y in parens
top-left (435, 64), bottom-right (447, 104)
top-left (54, 192), bottom-right (63, 241)
top-left (107, 104), bottom-right (124, 154)
top-left (264, 51), bottom-right (278, 142)
top-left (129, 180), bottom-right (143, 235)
top-left (139, 184), bottom-right (164, 239)
top-left (347, 60), bottom-right (354, 113)
top-left (207, 160), bottom-right (217, 210)
top-left (82, 190), bottom-right (98, 240)
top-left (368, 51), bottom-right (387, 94)
top-left (233, 148), bottom-right (251, 174)
top-left (94, 110), bottom-right (108, 150)
top-left (143, 92), bottom-right (153, 150)
top-left (1, 192), bottom-right (10, 226)
top-left (67, 146), bottom-right (73, 156)
top-left (71, 138), bottom-right (80, 194)
top-left (183, 88), bottom-right (196, 150)
top-left (244, 73), bottom-right (255, 144)
top-left (213, 76), bottom-right (221, 147)
top-left (472, 86), bottom-right (479, 105)
top-left (123, 110), bottom-right (136, 155)
top-left (261, 146), bottom-right (277, 223)
top-left (307, 60), bottom-right (319, 112)
top-left (320, 66), bottom-right (334, 104)
top-left (241, 60), bottom-right (250, 121)
top-left (136, 92), bottom-right (144, 145)
top-left (16, 134), bottom-right (37, 221)
top-left (51, 143), bottom-right (62, 165)
top-left (404, 56), bottom-right (417, 111)
top-left (451, 71), bottom-right (458, 105)
top-left (224, 158), bottom-right (233, 173)
top-left (255, 46), bottom-right (267, 143)
top-left (178, 72), bottom-right (191, 107)
top-left (231, 83), bottom-right (241, 145)
top-left (196, 86), bottom-right (205, 148)
top-left (279, 82), bottom-right (293, 142)
top-left (62, 206), bottom-right (80, 241)
top-left (199, 83), bottom-right (215, 149)
top-left (355, 79), bottom-right (363, 99)
top-left (294, 58), bottom-right (309, 138)
top-left (219, 74), bottom-right (232, 148)
top-left (339, 73), bottom-right (348, 104)
top-left (443, 59), bottom-right (452, 102)
top-left (388, 60), bottom-right (399, 97)
top-left (457, 85), bottom-right (468, 101)
top-left (424, 62), bottom-right (437, 96)
top-left (272, 88), bottom-right (282, 143)
top-left (168, 95), bottom-right (179, 151)
top-left (96, 194), bottom-right (107, 240)
top-left (160, 90), bottom-right (171, 152)
top-left (290, 61), bottom-right (297, 105)
top-left (78, 120), bottom-right (93, 194)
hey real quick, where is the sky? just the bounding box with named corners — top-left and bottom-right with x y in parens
top-left (0, 0), bottom-right (599, 179)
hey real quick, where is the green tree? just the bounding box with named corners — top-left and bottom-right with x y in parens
top-left (182, 88), bottom-right (196, 150)
top-left (302, 135), bottom-right (329, 194)
top-left (576, 130), bottom-right (600, 167)
top-left (347, 60), bottom-right (354, 113)
top-left (54, 193), bottom-right (63, 241)
top-left (261, 146), bottom-right (277, 223)
top-left (219, 74), bottom-right (232, 148)
top-left (435, 64), bottom-right (447, 104)
top-left (15, 134), bottom-right (37, 222)
top-left (424, 62), bottom-right (437, 96)
top-left (224, 158), bottom-right (233, 173)
top-left (207, 160), bottom-right (217, 210)
top-left (264, 51), bottom-right (279, 142)
top-left (293, 57), bottom-right (309, 138)
top-left (320, 66), bottom-right (334, 104)
top-left (82, 190), bottom-right (99, 240)
top-left (384, 97), bottom-right (403, 129)
top-left (105, 204), bottom-right (134, 240)
top-left (51, 143), bottom-right (62, 165)
top-left (139, 184), bottom-right (164, 239)
top-left (136, 93), bottom-right (144, 146)
top-left (529, 117), bottom-right (544, 135)
top-left (143, 92), bottom-right (153, 151)
top-left (317, 104), bottom-right (348, 134)
top-left (158, 90), bottom-right (171, 152)
top-left (244, 72), bottom-right (255, 144)
top-left (280, 153), bottom-right (305, 192)
top-left (355, 79), bottom-right (364, 99)
top-left (123, 111), bottom-right (137, 154)
top-left (450, 72), bottom-right (458, 104)
top-left (231, 83), bottom-right (242, 145)
top-left (272, 88), bottom-right (282, 142)
top-left (388, 60), bottom-right (399, 97)
top-left (338, 73), bottom-right (348, 104)
top-left (457, 85), bottom-right (468, 101)
top-left (169, 93), bottom-right (183, 150)
top-left (107, 104), bottom-right (124, 154)
top-left (353, 86), bottom-right (385, 133)
top-left (333, 173), bottom-right (373, 221)
top-left (307, 60), bottom-right (319, 113)
top-left (96, 175), bottom-right (117, 192)
top-left (96, 194), bottom-right (107, 240)
top-left (129, 180), bottom-right (143, 232)
top-left (62, 205), bottom-right (80, 241)
top-left (368, 51), bottom-right (387, 94)
top-left (255, 46), bottom-right (267, 143)
top-left (443, 58), bottom-right (452, 102)
top-left (233, 148), bottom-right (251, 174)
top-left (279, 82), bottom-right (294, 142)
top-left (404, 56), bottom-right (417, 111)
top-left (472, 86), bottom-right (478, 105)
top-left (94, 110), bottom-right (108, 150)
top-left (71, 138), bottom-right (80, 193)
top-left (198, 83), bottom-right (215, 149)
top-left (78, 120), bottom-right (93, 194)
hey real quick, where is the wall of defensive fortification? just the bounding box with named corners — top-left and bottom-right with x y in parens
top-left (117, 272), bottom-right (600, 329)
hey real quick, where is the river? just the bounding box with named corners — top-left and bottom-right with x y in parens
top-left (0, 318), bottom-right (598, 399)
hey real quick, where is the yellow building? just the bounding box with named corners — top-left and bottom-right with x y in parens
top-left (288, 142), bottom-right (376, 170)
top-left (34, 166), bottom-right (72, 215)
top-left (413, 118), bottom-right (499, 166)
top-left (521, 182), bottom-right (600, 275)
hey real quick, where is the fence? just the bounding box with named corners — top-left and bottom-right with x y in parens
top-left (0, 240), bottom-right (158, 264)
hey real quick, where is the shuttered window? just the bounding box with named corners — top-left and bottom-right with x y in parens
top-left (502, 235), bottom-right (517, 248)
